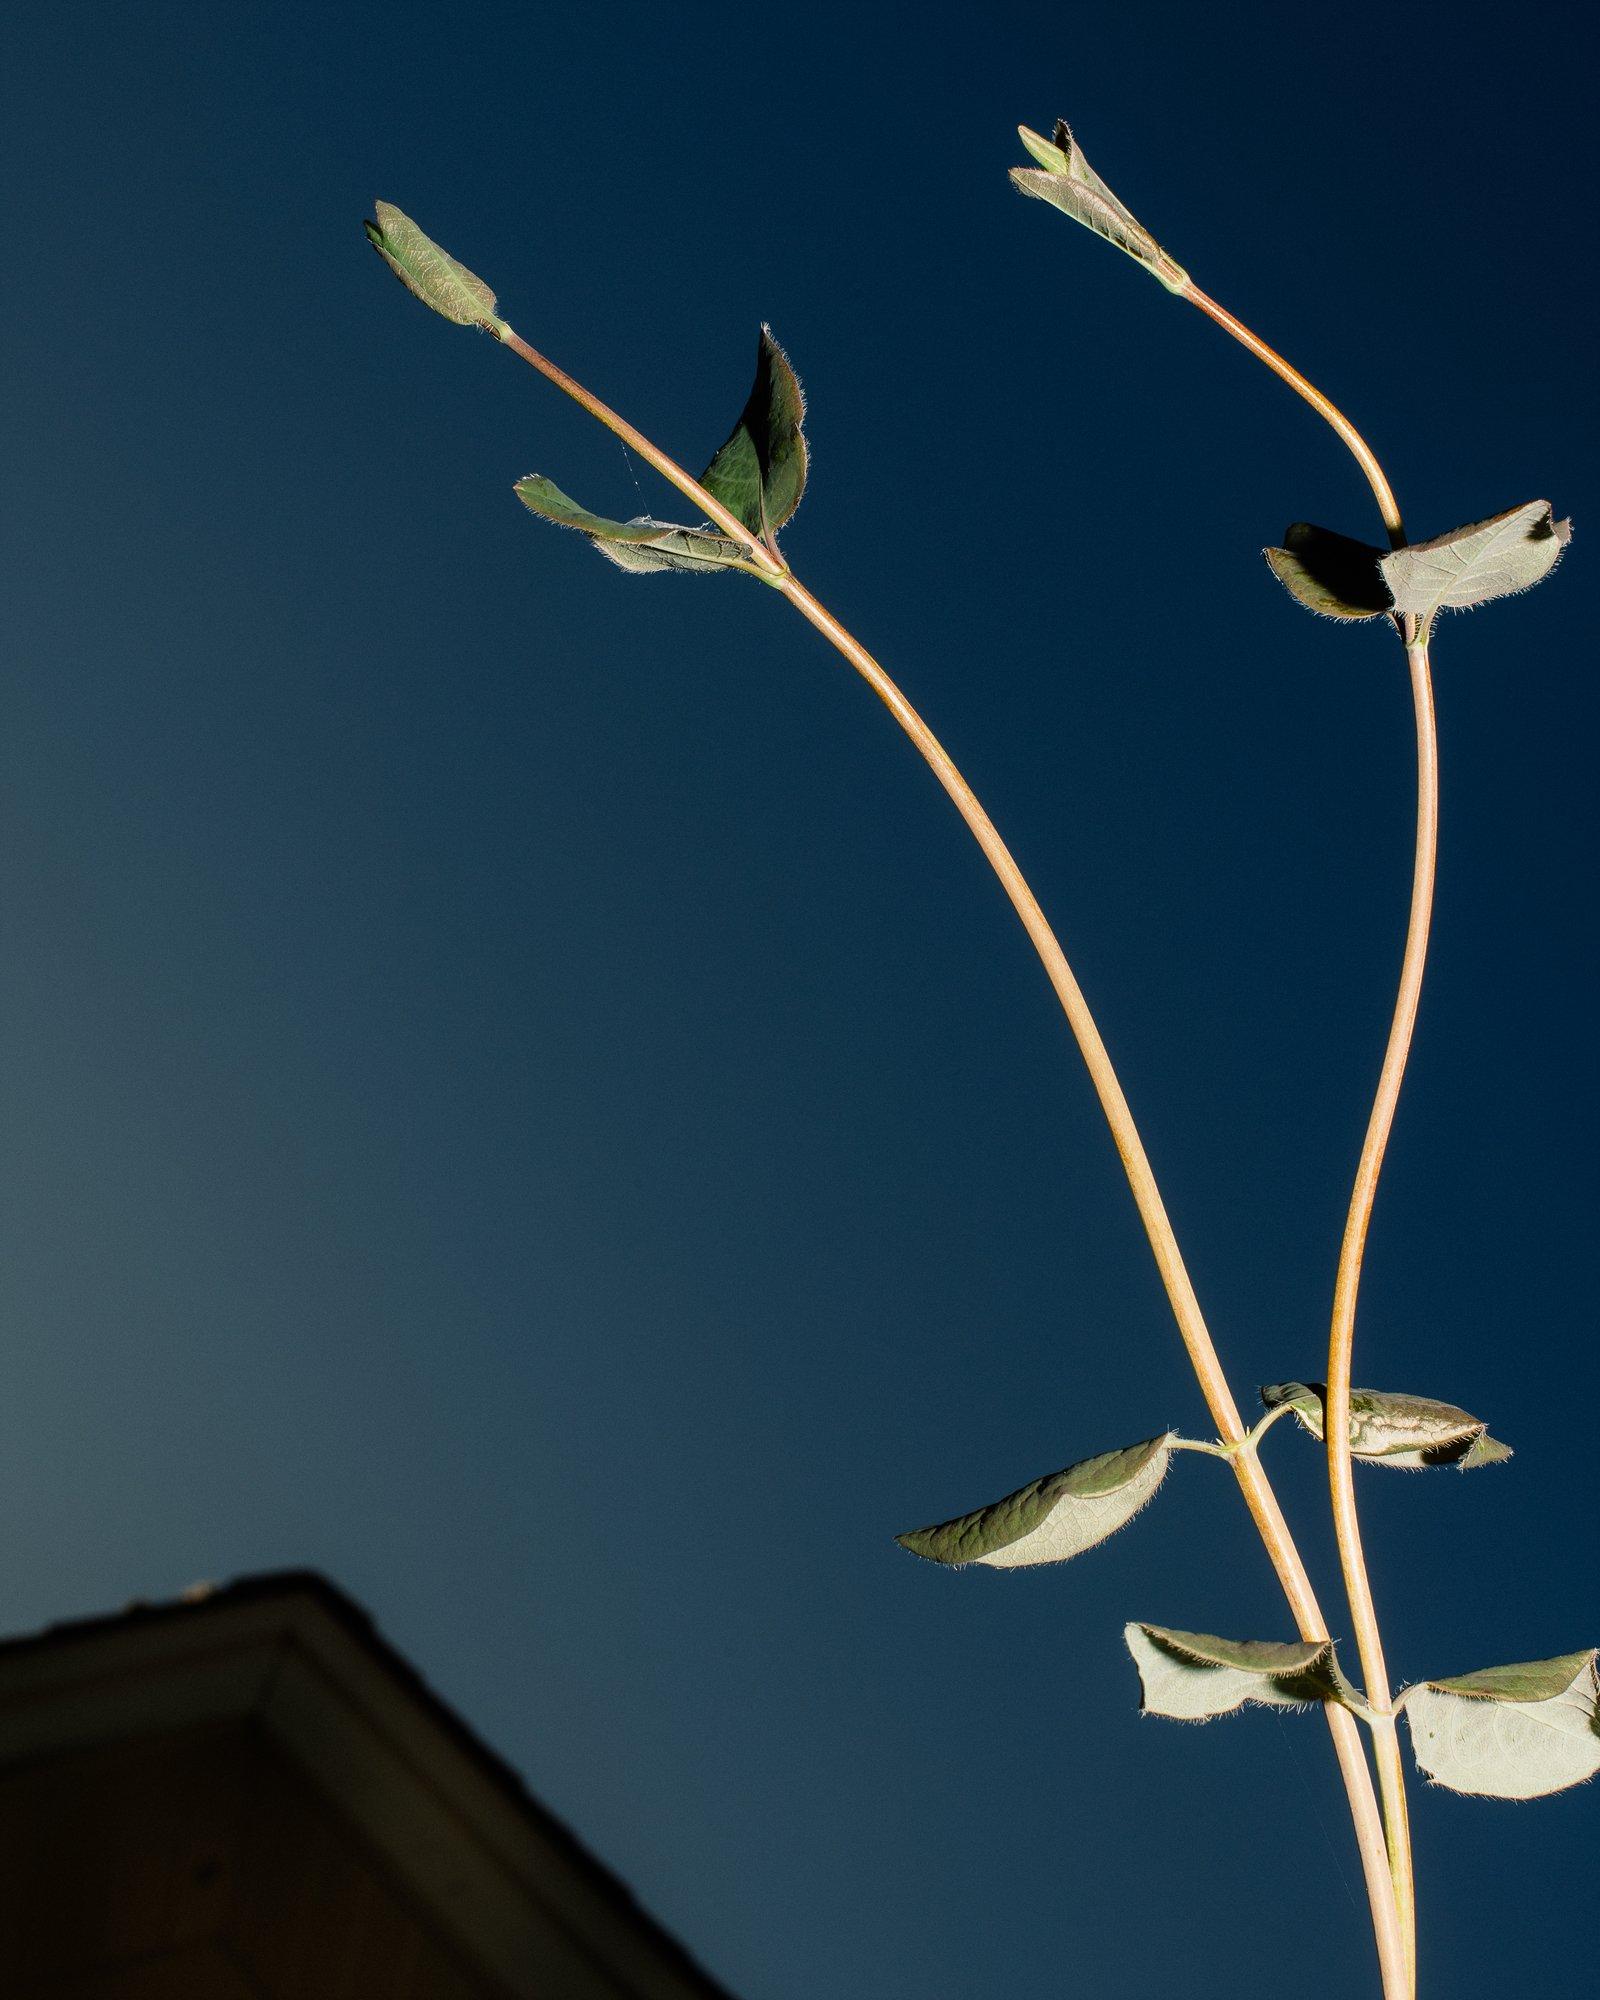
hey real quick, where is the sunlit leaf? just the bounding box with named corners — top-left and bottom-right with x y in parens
top-left (1264, 523), bottom-right (1392, 621)
top-left (364, 202), bottom-right (504, 334)
top-left (1126, 1625), bottom-right (1358, 1721)
top-left (896, 1434), bottom-right (1174, 1569)
top-left (1260, 1381), bottom-right (1511, 1469)
top-left (1403, 1650), bottom-right (1600, 1799)
top-left (1380, 501), bottom-right (1572, 625)
top-left (1010, 120), bottom-right (1189, 293)
top-left (514, 474), bottom-right (757, 576)
top-left (699, 326), bottom-right (808, 541)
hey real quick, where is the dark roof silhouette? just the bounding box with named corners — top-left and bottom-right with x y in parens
top-left (0, 1569), bottom-right (739, 2000)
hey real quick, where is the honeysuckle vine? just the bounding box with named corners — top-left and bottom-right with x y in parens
top-left (363, 133), bottom-right (1580, 1999)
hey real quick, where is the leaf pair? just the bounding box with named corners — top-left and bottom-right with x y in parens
top-left (1127, 1629), bottom-right (1600, 1799)
top-left (1260, 1382), bottom-right (1512, 1469)
top-left (894, 1379), bottom-right (1509, 1575)
top-left (514, 326), bottom-right (808, 579)
top-left (363, 203), bottom-right (809, 576)
top-left (1267, 501), bottom-right (1571, 630)
top-left (1010, 122), bottom-right (1188, 294)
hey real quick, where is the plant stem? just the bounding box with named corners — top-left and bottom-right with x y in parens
top-left (494, 328), bottom-right (1411, 2000)
top-left (1325, 636), bottom-right (1436, 1990)
top-left (1181, 284), bottom-right (1405, 546)
top-left (774, 573), bottom-right (1408, 2000)
top-left (1181, 280), bottom-right (1433, 1993)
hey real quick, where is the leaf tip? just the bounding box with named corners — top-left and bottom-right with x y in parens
top-left (1016, 123), bottom-right (1068, 172)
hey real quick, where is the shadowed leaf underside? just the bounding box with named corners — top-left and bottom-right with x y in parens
top-left (1264, 523), bottom-right (1392, 621)
top-left (1126, 1625), bottom-right (1358, 1721)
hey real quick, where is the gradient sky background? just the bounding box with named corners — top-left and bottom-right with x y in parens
top-left (4, 4), bottom-right (1596, 1994)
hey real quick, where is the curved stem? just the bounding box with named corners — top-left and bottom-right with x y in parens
top-left (1180, 279), bottom-right (1432, 1993)
top-left (1325, 638), bottom-right (1436, 1988)
top-left (1181, 284), bottom-right (1406, 547)
top-left (491, 325), bottom-right (1410, 2000)
top-left (777, 571), bottom-right (1409, 2000)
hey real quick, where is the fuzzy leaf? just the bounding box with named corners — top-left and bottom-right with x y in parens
top-left (1403, 1651), bottom-right (1600, 1799)
top-left (1010, 120), bottom-right (1188, 293)
top-left (1260, 1382), bottom-right (1511, 1469)
top-left (897, 1434), bottom-right (1174, 1569)
top-left (364, 202), bottom-right (503, 334)
top-left (1380, 501), bottom-right (1572, 624)
top-left (699, 326), bottom-right (808, 541)
top-left (1126, 1625), bottom-right (1357, 1721)
top-left (514, 475), bottom-right (756, 576)
top-left (1264, 523), bottom-right (1392, 621)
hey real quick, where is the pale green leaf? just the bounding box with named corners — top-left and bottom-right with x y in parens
top-left (1380, 501), bottom-right (1572, 624)
top-left (1260, 1382), bottom-right (1511, 1469)
top-left (364, 202), bottom-right (504, 334)
top-left (1126, 1625), bottom-right (1357, 1721)
top-left (699, 326), bottom-right (808, 541)
top-left (1455, 1429), bottom-right (1515, 1470)
top-left (1010, 120), bottom-right (1188, 293)
top-left (1403, 1650), bottom-right (1600, 1799)
top-left (513, 474), bottom-right (756, 576)
top-left (1264, 523), bottom-right (1392, 622)
top-left (896, 1434), bottom-right (1174, 1569)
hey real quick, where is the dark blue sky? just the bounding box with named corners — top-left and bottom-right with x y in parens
top-left (5, 4), bottom-right (1595, 1993)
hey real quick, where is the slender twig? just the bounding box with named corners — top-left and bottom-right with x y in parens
top-left (768, 575), bottom-right (1408, 2000)
top-left (1182, 285), bottom-right (1405, 546)
top-left (1182, 278), bottom-right (1434, 1993)
top-left (492, 328), bottom-right (1411, 2000)
top-left (1324, 635), bottom-right (1436, 1988)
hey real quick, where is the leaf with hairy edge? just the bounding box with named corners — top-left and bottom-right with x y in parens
top-left (1260, 1381), bottom-right (1511, 1469)
top-left (1264, 523), bottom-right (1392, 621)
top-left (514, 475), bottom-right (757, 577)
top-left (699, 326), bottom-right (808, 542)
top-left (364, 202), bottom-right (504, 334)
top-left (896, 1434), bottom-right (1174, 1569)
top-left (1403, 1651), bottom-right (1600, 1799)
top-left (1010, 120), bottom-right (1189, 294)
top-left (1380, 501), bottom-right (1572, 624)
top-left (1126, 1625), bottom-right (1359, 1721)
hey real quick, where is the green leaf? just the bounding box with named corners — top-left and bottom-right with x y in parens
top-left (514, 475), bottom-right (758, 576)
top-left (1403, 1650), bottom-right (1600, 1799)
top-left (364, 202), bottom-right (504, 334)
top-left (1264, 523), bottom-right (1393, 622)
top-left (1010, 120), bottom-right (1189, 294)
top-left (1260, 1382), bottom-right (1511, 1469)
top-left (1380, 501), bottom-right (1572, 625)
top-left (698, 326), bottom-right (808, 542)
top-left (896, 1434), bottom-right (1174, 1569)
top-left (1126, 1625), bottom-right (1358, 1721)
